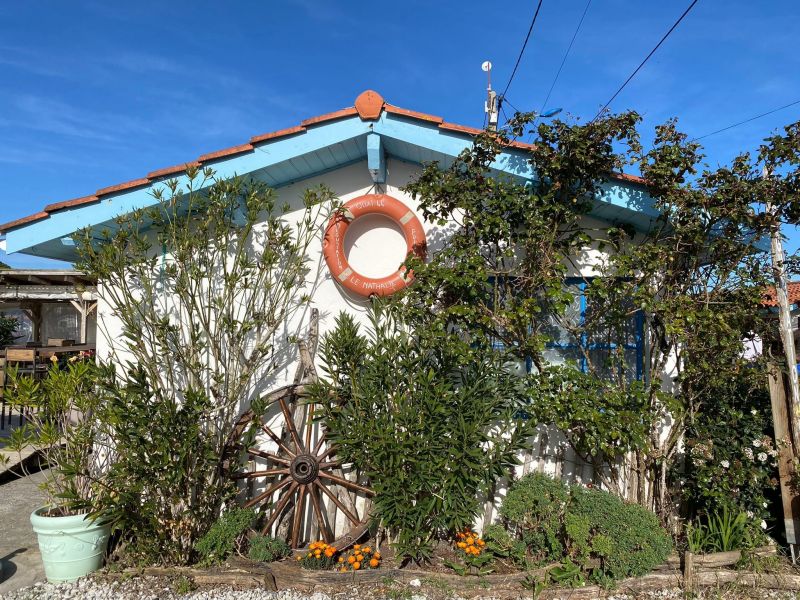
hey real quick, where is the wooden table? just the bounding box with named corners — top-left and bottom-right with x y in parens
top-left (3, 345), bottom-right (95, 360)
top-left (36, 344), bottom-right (95, 359)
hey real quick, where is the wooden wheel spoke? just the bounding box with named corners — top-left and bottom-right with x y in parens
top-left (309, 486), bottom-right (334, 543)
top-left (260, 424), bottom-right (296, 458)
top-left (312, 430), bottom-right (326, 456)
top-left (291, 485), bottom-right (308, 548)
top-left (262, 481), bottom-right (299, 534)
top-left (246, 449), bottom-right (291, 466)
top-left (232, 468), bottom-right (288, 480)
top-left (318, 471), bottom-right (374, 496)
top-left (278, 396), bottom-right (304, 452)
top-left (305, 402), bottom-right (315, 450)
top-left (314, 480), bottom-right (361, 525)
top-left (317, 445), bottom-right (336, 462)
top-left (318, 460), bottom-right (344, 469)
top-left (244, 476), bottom-right (292, 509)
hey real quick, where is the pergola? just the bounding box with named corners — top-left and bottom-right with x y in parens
top-left (0, 270), bottom-right (97, 344)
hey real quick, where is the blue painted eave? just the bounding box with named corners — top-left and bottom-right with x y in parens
top-left (5, 111), bottom-right (660, 260)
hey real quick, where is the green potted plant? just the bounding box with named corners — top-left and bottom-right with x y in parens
top-left (5, 359), bottom-right (111, 582)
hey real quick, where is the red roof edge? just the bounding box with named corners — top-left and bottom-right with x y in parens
top-left (44, 195), bottom-right (101, 213)
top-left (148, 161), bottom-right (202, 179)
top-left (300, 107), bottom-right (358, 127)
top-left (250, 126), bottom-right (306, 144)
top-left (0, 211), bottom-right (50, 233)
top-left (198, 143), bottom-right (254, 163)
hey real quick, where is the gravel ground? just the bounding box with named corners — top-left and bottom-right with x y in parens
top-left (4, 577), bottom-right (800, 600)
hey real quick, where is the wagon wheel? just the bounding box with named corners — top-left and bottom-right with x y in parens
top-left (230, 390), bottom-right (374, 550)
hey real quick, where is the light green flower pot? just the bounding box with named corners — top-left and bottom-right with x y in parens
top-left (30, 507), bottom-right (110, 582)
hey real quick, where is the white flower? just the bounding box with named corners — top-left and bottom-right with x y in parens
top-left (761, 520), bottom-right (767, 530)
top-left (758, 452), bottom-right (768, 462)
top-left (744, 448), bottom-right (754, 460)
top-left (753, 439), bottom-right (762, 448)
top-left (752, 409), bottom-right (759, 416)
top-left (763, 502), bottom-right (769, 508)
top-left (720, 460), bottom-right (730, 468)
top-left (747, 510), bottom-right (754, 518)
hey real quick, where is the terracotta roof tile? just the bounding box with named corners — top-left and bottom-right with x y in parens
top-left (250, 126), bottom-right (306, 144)
top-left (198, 143), bottom-right (254, 163)
top-left (300, 107), bottom-right (358, 127)
top-left (385, 104), bottom-right (444, 124)
top-left (0, 211), bottom-right (49, 233)
top-left (96, 178), bottom-right (151, 196)
top-left (147, 162), bottom-right (202, 179)
top-left (44, 195), bottom-right (101, 213)
top-left (763, 282), bottom-right (800, 307)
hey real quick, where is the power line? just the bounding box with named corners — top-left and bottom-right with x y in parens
top-left (591, 0), bottom-right (699, 122)
top-left (536, 0), bottom-right (592, 123)
top-left (692, 99), bottom-right (800, 141)
top-left (501, 0), bottom-right (544, 99)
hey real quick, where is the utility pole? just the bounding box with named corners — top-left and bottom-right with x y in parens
top-left (765, 165), bottom-right (800, 562)
top-left (766, 166), bottom-right (800, 449)
top-left (482, 61), bottom-right (499, 131)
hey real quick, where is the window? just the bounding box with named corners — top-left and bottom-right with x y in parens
top-left (542, 278), bottom-right (644, 380)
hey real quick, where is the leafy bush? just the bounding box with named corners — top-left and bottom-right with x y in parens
top-left (248, 535), bottom-right (290, 563)
top-left (313, 308), bottom-right (536, 563)
top-left (499, 473), bottom-right (672, 584)
top-left (194, 507), bottom-right (257, 565)
top-left (482, 524), bottom-right (527, 569)
top-left (568, 485), bottom-right (672, 582)
top-left (678, 371), bottom-right (777, 525)
top-left (500, 473), bottom-right (568, 564)
top-left (0, 313), bottom-right (19, 348)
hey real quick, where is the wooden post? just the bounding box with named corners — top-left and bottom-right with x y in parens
top-left (683, 550), bottom-right (694, 593)
top-left (767, 362), bottom-right (800, 557)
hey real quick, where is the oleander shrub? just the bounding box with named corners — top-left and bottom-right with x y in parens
top-left (313, 308), bottom-right (536, 564)
top-left (194, 507), bottom-right (257, 565)
top-left (248, 535), bottom-right (291, 563)
top-left (498, 473), bottom-right (672, 584)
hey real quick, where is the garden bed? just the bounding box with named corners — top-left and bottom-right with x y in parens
top-left (92, 545), bottom-right (800, 600)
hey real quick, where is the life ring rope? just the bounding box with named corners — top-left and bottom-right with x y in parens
top-left (323, 194), bottom-right (426, 298)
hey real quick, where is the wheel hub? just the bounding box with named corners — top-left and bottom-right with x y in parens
top-left (290, 453), bottom-right (319, 484)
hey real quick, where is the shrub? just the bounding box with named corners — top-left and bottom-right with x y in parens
top-left (482, 524), bottom-right (527, 569)
top-left (248, 535), bottom-right (290, 563)
top-left (678, 371), bottom-right (777, 524)
top-left (194, 507), bottom-right (257, 565)
top-left (568, 485), bottom-right (672, 582)
top-left (313, 308), bottom-right (536, 563)
top-left (500, 473), bottom-right (568, 564)
top-left (499, 473), bottom-right (672, 584)
top-left (0, 313), bottom-right (19, 348)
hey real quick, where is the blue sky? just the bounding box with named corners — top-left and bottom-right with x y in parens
top-left (0, 0), bottom-right (798, 268)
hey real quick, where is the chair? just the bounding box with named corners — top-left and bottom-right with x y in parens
top-left (4, 348), bottom-right (45, 426)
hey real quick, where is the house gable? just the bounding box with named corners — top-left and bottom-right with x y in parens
top-left (0, 91), bottom-right (659, 262)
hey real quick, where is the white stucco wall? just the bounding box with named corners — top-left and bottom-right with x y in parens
top-left (93, 156), bottom-right (653, 537)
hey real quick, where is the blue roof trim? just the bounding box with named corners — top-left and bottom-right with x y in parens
top-left (4, 111), bottom-right (660, 260)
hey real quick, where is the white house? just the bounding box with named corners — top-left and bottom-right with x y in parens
top-left (0, 90), bottom-right (662, 541)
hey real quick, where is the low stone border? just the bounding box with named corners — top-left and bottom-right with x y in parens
top-left (101, 544), bottom-right (794, 599)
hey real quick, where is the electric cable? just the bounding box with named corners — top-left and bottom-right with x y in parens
top-left (591, 0), bottom-right (699, 122)
top-left (501, 0), bottom-right (545, 99)
top-left (692, 99), bottom-right (800, 141)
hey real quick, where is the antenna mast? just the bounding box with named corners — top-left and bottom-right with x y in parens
top-left (482, 61), bottom-right (498, 131)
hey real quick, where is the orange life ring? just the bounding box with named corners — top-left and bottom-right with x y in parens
top-left (323, 194), bottom-right (426, 297)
